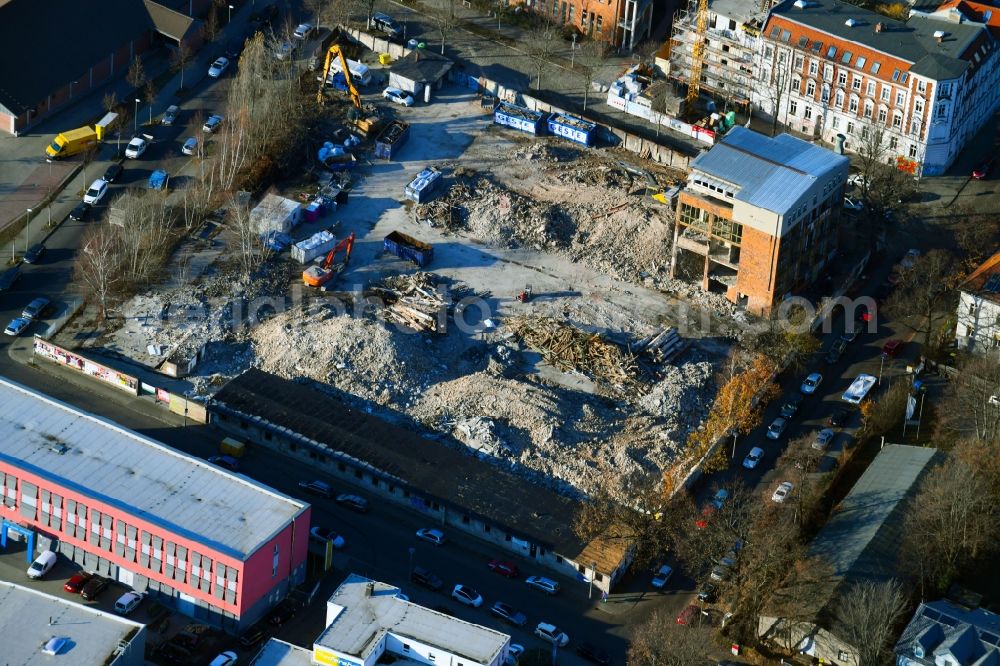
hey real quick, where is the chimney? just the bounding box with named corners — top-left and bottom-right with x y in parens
top-left (934, 30), bottom-right (947, 42)
top-left (365, 581), bottom-right (374, 597)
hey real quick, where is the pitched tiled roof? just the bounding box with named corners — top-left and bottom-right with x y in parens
top-left (960, 250), bottom-right (1000, 302)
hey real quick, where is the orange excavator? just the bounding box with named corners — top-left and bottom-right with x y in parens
top-left (303, 232), bottom-right (355, 288)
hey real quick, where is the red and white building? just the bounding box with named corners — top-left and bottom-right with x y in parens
top-left (758, 0), bottom-right (1000, 175)
top-left (0, 378), bottom-right (310, 633)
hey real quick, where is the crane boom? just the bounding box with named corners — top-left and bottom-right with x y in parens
top-left (685, 0), bottom-right (709, 116)
top-left (317, 44), bottom-right (363, 110)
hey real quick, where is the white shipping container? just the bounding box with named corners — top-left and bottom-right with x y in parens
top-left (251, 194), bottom-right (302, 235)
top-left (291, 230), bottom-right (337, 263)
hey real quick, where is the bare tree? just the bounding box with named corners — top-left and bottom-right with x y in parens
top-left (858, 380), bottom-right (909, 441)
top-left (576, 41), bottom-right (610, 111)
top-left (171, 42), bottom-right (193, 90)
top-left (431, 9), bottom-right (460, 55)
top-left (760, 49), bottom-right (792, 137)
top-left (102, 91), bottom-right (119, 115)
top-left (742, 307), bottom-right (820, 373)
top-left (628, 610), bottom-right (712, 666)
top-left (205, 4), bottom-right (221, 42)
top-left (109, 189), bottom-right (175, 286)
top-left (833, 580), bottom-right (910, 666)
top-left (941, 357), bottom-right (1000, 441)
top-left (143, 81), bottom-right (157, 126)
top-left (228, 193), bottom-right (273, 280)
top-left (853, 119), bottom-right (890, 204)
top-left (126, 58), bottom-right (147, 91)
top-left (527, 22), bottom-right (561, 89)
top-left (75, 226), bottom-right (121, 320)
top-left (885, 249), bottom-right (958, 351)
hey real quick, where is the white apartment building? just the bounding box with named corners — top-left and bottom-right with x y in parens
top-left (956, 250), bottom-right (1000, 354)
top-left (250, 574), bottom-right (512, 666)
top-left (759, 0), bottom-right (1000, 175)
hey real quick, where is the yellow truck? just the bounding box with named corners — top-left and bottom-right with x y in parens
top-left (220, 437), bottom-right (246, 458)
top-left (45, 126), bottom-right (99, 159)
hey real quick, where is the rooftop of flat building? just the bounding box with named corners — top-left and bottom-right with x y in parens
top-left (0, 378), bottom-right (307, 559)
top-left (0, 581), bottom-right (145, 665)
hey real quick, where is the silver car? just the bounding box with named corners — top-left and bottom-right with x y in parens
top-left (182, 137), bottom-right (198, 156)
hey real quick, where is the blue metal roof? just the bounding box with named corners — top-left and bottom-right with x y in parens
top-left (689, 127), bottom-right (848, 215)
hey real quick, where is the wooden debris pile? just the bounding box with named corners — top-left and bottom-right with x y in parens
top-left (634, 326), bottom-right (689, 364)
top-left (507, 316), bottom-right (641, 391)
top-left (373, 273), bottom-right (449, 333)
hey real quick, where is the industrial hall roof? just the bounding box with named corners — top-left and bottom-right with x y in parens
top-left (211, 369), bottom-right (590, 558)
top-left (0, 377), bottom-right (307, 559)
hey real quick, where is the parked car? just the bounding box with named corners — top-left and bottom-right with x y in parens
top-left (80, 574), bottom-right (110, 600)
top-left (506, 644), bottom-right (525, 666)
top-left (69, 201), bottom-right (92, 221)
top-left (881, 339), bottom-right (904, 358)
top-left (293, 22), bottom-right (314, 39)
top-left (125, 136), bottom-right (148, 159)
top-left (410, 566), bottom-right (443, 591)
top-left (742, 446), bottom-right (764, 469)
top-left (973, 156), bottom-right (996, 180)
top-left (526, 575), bottom-right (561, 595)
top-left (148, 169), bottom-right (169, 191)
top-left (64, 571), bottom-right (93, 593)
top-left (336, 493), bottom-right (369, 512)
top-left (298, 480), bottom-right (333, 497)
top-left (697, 582), bottom-right (718, 603)
top-left (83, 178), bottom-right (109, 205)
top-left (843, 196), bottom-right (864, 211)
top-left (162, 104), bottom-right (180, 126)
top-left (239, 623), bottom-right (268, 649)
top-left (800, 372), bottom-right (823, 395)
top-left (274, 41), bottom-right (296, 60)
top-left (534, 622), bottom-right (569, 647)
top-left (209, 651), bottom-right (238, 666)
top-left (766, 417), bottom-right (788, 440)
top-left (840, 326), bottom-right (862, 343)
top-left (771, 481), bottom-right (794, 503)
top-left (268, 599), bottom-right (300, 626)
top-left (21, 296), bottom-right (49, 320)
top-left (824, 339), bottom-right (847, 364)
top-left (451, 584), bottom-right (483, 607)
top-left (651, 564), bottom-right (673, 589)
top-left (208, 57), bottom-right (230, 78)
top-left (710, 488), bottom-right (729, 510)
top-left (181, 137), bottom-right (198, 156)
top-left (416, 528), bottom-right (446, 545)
top-left (829, 408), bottom-right (851, 427)
top-left (488, 559), bottom-right (520, 578)
top-left (23, 243), bottom-right (45, 264)
top-left (490, 601), bottom-right (527, 627)
top-left (812, 428), bottom-right (835, 451)
top-left (709, 565), bottom-right (729, 582)
top-left (383, 87), bottom-right (415, 107)
top-left (203, 114), bottom-right (224, 133)
top-left (5, 317), bottom-right (30, 336)
top-left (856, 304), bottom-right (875, 323)
top-left (114, 591), bottom-right (145, 615)
top-left (207, 455), bottom-right (239, 471)
top-left (847, 173), bottom-right (870, 189)
top-left (576, 643), bottom-right (610, 665)
top-left (103, 162), bottom-right (123, 182)
top-left (779, 396), bottom-right (802, 419)
top-left (676, 604), bottom-right (703, 625)
top-left (310, 526), bottom-right (346, 548)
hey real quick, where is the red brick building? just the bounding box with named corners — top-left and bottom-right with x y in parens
top-left (0, 0), bottom-right (207, 136)
top-left (671, 126), bottom-right (849, 314)
top-left (518, 0), bottom-right (654, 50)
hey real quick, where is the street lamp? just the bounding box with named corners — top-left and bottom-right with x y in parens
top-left (25, 208), bottom-right (32, 253)
top-left (70, 80), bottom-right (78, 99)
top-left (588, 561), bottom-right (597, 599)
top-left (878, 354), bottom-right (886, 386)
top-left (408, 547), bottom-right (416, 579)
top-left (228, 4), bottom-right (234, 23)
top-left (134, 98), bottom-right (141, 132)
top-left (45, 159), bottom-right (53, 227)
top-left (571, 33), bottom-right (577, 67)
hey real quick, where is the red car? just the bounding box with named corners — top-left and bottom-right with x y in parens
top-left (881, 339), bottom-right (904, 358)
top-left (676, 604), bottom-right (702, 625)
top-left (487, 560), bottom-right (520, 578)
top-left (973, 157), bottom-right (996, 180)
top-left (64, 572), bottom-right (93, 593)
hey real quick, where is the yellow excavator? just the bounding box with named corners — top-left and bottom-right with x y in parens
top-left (316, 44), bottom-right (379, 135)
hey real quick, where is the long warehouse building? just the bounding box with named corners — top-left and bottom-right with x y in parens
top-left (0, 378), bottom-right (310, 632)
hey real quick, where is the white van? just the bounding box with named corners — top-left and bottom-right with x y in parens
top-left (27, 551), bottom-right (57, 579)
top-left (328, 58), bottom-right (372, 86)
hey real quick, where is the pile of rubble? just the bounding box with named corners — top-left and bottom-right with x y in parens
top-left (372, 272), bottom-right (453, 334)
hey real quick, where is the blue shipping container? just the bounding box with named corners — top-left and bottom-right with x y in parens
top-left (404, 168), bottom-right (443, 204)
top-left (494, 102), bottom-right (546, 135)
top-left (547, 113), bottom-right (597, 146)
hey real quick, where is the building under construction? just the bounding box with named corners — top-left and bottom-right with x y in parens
top-left (668, 0), bottom-right (774, 115)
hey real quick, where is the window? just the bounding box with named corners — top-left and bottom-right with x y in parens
top-left (892, 112), bottom-right (903, 128)
top-left (936, 103), bottom-right (948, 120)
top-left (878, 107), bottom-right (887, 123)
top-left (832, 116), bottom-right (840, 129)
top-left (852, 76), bottom-right (862, 91)
top-left (914, 98), bottom-right (924, 115)
top-left (553, 0), bottom-right (559, 15)
top-left (849, 97), bottom-right (858, 114)
top-left (812, 41), bottom-right (823, 54)
top-left (729, 18), bottom-right (736, 29)
top-left (272, 544), bottom-right (280, 577)
top-left (804, 105), bottom-right (813, 119)
top-left (789, 100), bottom-right (798, 116)
top-left (840, 51), bottom-right (852, 64)
top-left (870, 62), bottom-right (880, 74)
top-left (826, 45), bottom-right (837, 59)
top-left (892, 69), bottom-right (900, 81)
top-left (917, 80), bottom-right (927, 94)
top-left (402, 645), bottom-right (411, 653)
top-left (896, 91), bottom-right (905, 106)
top-left (595, 15), bottom-right (602, 33)
top-left (568, 5), bottom-right (574, 22)
top-left (847, 121), bottom-right (855, 134)
top-left (881, 86), bottom-right (890, 102)
top-left (866, 81), bottom-right (875, 96)
top-left (792, 77), bottom-right (801, 93)
top-left (462, 514), bottom-right (470, 524)
top-left (909, 144), bottom-right (918, 158)
top-left (889, 136), bottom-right (898, 149)
top-left (821, 84), bottom-right (830, 102)
top-left (794, 55), bottom-right (803, 69)
top-left (809, 61), bottom-right (818, 75)
top-left (806, 80), bottom-right (815, 96)
top-left (835, 90), bottom-right (844, 107)
top-left (765, 45), bottom-right (774, 58)
top-left (856, 55), bottom-right (866, 69)
top-left (838, 71), bottom-right (847, 86)
top-left (581, 8), bottom-right (587, 23)
top-left (781, 29), bottom-right (791, 42)
top-left (484, 524), bottom-right (491, 533)
top-left (824, 64), bottom-right (833, 81)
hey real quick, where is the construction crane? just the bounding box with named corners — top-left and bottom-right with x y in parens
top-left (317, 44), bottom-right (362, 110)
top-left (303, 232), bottom-right (356, 288)
top-left (685, 0), bottom-right (709, 117)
